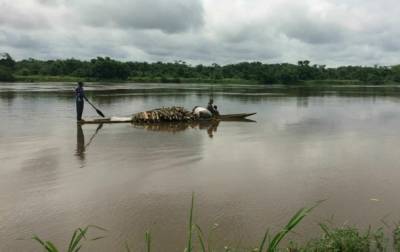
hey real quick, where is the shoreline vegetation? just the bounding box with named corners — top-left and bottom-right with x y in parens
top-left (32, 195), bottom-right (400, 252)
top-left (2, 53), bottom-right (400, 85)
top-left (12, 75), bottom-right (389, 86)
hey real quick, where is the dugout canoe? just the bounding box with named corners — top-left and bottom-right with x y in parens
top-left (217, 113), bottom-right (256, 120)
top-left (79, 113), bottom-right (256, 124)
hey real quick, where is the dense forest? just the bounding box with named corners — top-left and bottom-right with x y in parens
top-left (1, 52), bottom-right (400, 84)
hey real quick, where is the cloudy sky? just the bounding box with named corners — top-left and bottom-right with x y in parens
top-left (0, 0), bottom-right (399, 66)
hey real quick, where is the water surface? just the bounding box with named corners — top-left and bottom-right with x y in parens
top-left (2, 82), bottom-right (400, 251)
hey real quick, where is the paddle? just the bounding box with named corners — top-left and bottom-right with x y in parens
top-left (85, 98), bottom-right (105, 118)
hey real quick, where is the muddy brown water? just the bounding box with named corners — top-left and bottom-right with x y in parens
top-left (2, 82), bottom-right (400, 251)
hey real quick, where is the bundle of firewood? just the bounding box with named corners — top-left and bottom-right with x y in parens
top-left (132, 106), bottom-right (198, 123)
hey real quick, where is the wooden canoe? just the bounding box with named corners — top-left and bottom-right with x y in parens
top-left (79, 116), bottom-right (132, 124)
top-left (217, 113), bottom-right (256, 120)
top-left (80, 113), bottom-right (256, 124)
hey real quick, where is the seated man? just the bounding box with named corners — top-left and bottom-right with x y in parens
top-left (207, 98), bottom-right (219, 116)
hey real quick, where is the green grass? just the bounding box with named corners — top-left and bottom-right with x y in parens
top-left (393, 223), bottom-right (400, 251)
top-left (32, 195), bottom-right (400, 251)
top-left (288, 224), bottom-right (388, 252)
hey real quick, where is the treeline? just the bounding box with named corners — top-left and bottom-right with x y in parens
top-left (1, 53), bottom-right (400, 84)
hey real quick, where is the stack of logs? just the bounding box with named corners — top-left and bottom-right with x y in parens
top-left (132, 106), bottom-right (199, 123)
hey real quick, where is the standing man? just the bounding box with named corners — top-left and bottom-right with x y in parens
top-left (75, 81), bottom-right (88, 121)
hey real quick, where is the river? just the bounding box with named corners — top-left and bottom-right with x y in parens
top-left (1, 82), bottom-right (400, 251)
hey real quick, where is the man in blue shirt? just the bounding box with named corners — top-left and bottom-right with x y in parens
top-left (75, 82), bottom-right (88, 121)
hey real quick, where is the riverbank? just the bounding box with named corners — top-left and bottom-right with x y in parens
top-left (32, 197), bottom-right (399, 252)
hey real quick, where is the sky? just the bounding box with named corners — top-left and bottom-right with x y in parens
top-left (0, 0), bottom-right (399, 66)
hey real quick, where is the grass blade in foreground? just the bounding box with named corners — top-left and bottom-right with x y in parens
top-left (32, 235), bottom-right (59, 252)
top-left (257, 229), bottom-right (269, 252)
top-left (185, 192), bottom-right (195, 252)
top-left (33, 225), bottom-right (106, 252)
top-left (195, 224), bottom-right (207, 252)
top-left (68, 227), bottom-right (88, 252)
top-left (125, 241), bottom-right (132, 252)
top-left (267, 201), bottom-right (321, 252)
top-left (145, 231), bottom-right (151, 252)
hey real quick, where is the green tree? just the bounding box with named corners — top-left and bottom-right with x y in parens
top-left (0, 53), bottom-right (15, 69)
top-left (90, 57), bottom-right (130, 80)
top-left (391, 65), bottom-right (400, 82)
top-left (0, 53), bottom-right (15, 81)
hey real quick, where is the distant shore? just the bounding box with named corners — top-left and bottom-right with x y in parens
top-left (2, 54), bottom-right (400, 85)
top-left (9, 75), bottom-right (400, 86)
top-left (13, 75), bottom-right (257, 84)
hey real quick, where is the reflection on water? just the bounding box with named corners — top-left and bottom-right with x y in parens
top-left (134, 120), bottom-right (223, 139)
top-left (3, 83), bottom-right (400, 251)
top-left (75, 119), bottom-right (253, 167)
top-left (76, 120), bottom-right (250, 163)
top-left (133, 120), bottom-right (221, 138)
top-left (205, 121), bottom-right (218, 138)
top-left (76, 124), bottom-right (103, 166)
top-left (76, 125), bottom-right (85, 161)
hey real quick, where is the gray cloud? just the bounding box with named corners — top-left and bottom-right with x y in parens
top-left (0, 31), bottom-right (44, 50)
top-left (280, 18), bottom-right (346, 45)
top-left (1, 0), bottom-right (400, 66)
top-left (36, 0), bottom-right (62, 6)
top-left (70, 0), bottom-right (204, 34)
